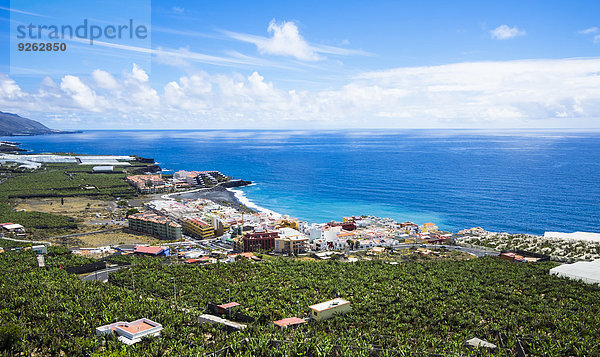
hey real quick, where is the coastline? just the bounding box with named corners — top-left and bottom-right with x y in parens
top-left (9, 130), bottom-right (599, 235)
top-left (162, 184), bottom-right (281, 218)
top-left (227, 186), bottom-right (282, 219)
top-left (165, 185), bottom-right (246, 206)
top-left (158, 183), bottom-right (283, 218)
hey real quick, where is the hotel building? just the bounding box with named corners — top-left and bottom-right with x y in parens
top-left (128, 212), bottom-right (182, 240)
top-left (182, 218), bottom-right (215, 239)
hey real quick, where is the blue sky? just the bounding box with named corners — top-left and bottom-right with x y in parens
top-left (1, 0), bottom-right (600, 129)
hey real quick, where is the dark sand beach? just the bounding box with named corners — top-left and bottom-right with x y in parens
top-left (169, 185), bottom-right (257, 213)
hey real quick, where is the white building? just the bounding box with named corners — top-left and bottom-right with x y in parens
top-left (312, 238), bottom-right (347, 251)
top-left (309, 298), bottom-right (352, 321)
top-left (96, 318), bottom-right (163, 345)
top-left (275, 228), bottom-right (309, 254)
top-left (302, 223), bottom-right (326, 241)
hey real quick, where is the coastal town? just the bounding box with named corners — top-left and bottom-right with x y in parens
top-left (2, 151), bottom-right (599, 265)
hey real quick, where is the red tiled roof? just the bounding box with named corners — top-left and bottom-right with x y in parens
top-left (134, 246), bottom-right (165, 255)
top-left (273, 317), bottom-right (306, 327)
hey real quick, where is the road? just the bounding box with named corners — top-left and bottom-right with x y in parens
top-left (388, 243), bottom-right (499, 258)
top-left (81, 266), bottom-right (124, 282)
top-left (0, 236), bottom-right (52, 245)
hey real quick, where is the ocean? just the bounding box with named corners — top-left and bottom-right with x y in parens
top-left (3, 129), bottom-right (599, 235)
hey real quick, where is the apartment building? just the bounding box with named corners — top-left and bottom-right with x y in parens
top-left (128, 212), bottom-right (182, 240)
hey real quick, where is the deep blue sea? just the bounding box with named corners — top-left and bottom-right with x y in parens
top-left (2, 130), bottom-right (599, 235)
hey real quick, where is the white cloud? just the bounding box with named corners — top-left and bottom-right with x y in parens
top-left (92, 70), bottom-right (119, 90)
top-left (0, 74), bottom-right (23, 99)
top-left (490, 25), bottom-right (526, 40)
top-left (579, 27), bottom-right (600, 44)
top-left (224, 20), bottom-right (368, 61)
top-left (0, 5), bottom-right (47, 17)
top-left (59, 75), bottom-right (100, 111)
top-left (579, 27), bottom-right (599, 35)
top-left (2, 58), bottom-right (600, 129)
top-left (228, 20), bottom-right (320, 61)
top-left (122, 64), bottom-right (160, 109)
top-left (129, 63), bottom-right (149, 82)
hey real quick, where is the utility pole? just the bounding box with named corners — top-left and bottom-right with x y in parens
top-left (226, 288), bottom-right (231, 318)
top-left (241, 211), bottom-right (244, 236)
top-left (131, 259), bottom-right (135, 290)
top-left (172, 277), bottom-right (176, 301)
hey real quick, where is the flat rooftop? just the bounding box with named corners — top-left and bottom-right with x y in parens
top-left (118, 321), bottom-right (156, 334)
top-left (309, 298), bottom-right (350, 312)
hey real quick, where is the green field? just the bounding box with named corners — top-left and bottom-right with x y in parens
top-left (0, 165), bottom-right (135, 199)
top-left (0, 163), bottom-right (137, 235)
top-left (1, 249), bottom-right (598, 356)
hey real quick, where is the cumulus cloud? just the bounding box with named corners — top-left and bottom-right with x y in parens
top-left (224, 20), bottom-right (368, 61)
top-left (227, 20), bottom-right (319, 61)
top-left (0, 74), bottom-right (23, 99)
top-left (490, 25), bottom-right (526, 40)
top-left (2, 58), bottom-right (600, 128)
top-left (60, 75), bottom-right (100, 110)
top-left (92, 70), bottom-right (119, 90)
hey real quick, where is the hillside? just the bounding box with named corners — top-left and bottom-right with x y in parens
top-left (0, 111), bottom-right (69, 136)
top-left (0, 250), bottom-right (598, 356)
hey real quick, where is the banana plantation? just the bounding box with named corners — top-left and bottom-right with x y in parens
top-left (1, 248), bottom-right (599, 356)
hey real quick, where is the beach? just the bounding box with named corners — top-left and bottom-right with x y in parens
top-left (168, 185), bottom-right (248, 207)
top-left (163, 184), bottom-right (282, 218)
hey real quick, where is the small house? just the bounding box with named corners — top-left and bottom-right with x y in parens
top-left (0, 223), bottom-right (25, 236)
top-left (32, 245), bottom-right (47, 255)
top-left (96, 318), bottom-right (162, 345)
top-left (216, 302), bottom-right (240, 315)
top-left (308, 298), bottom-right (352, 321)
top-left (133, 246), bottom-right (170, 257)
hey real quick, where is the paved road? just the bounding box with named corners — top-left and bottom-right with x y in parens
top-left (390, 243), bottom-right (499, 258)
top-left (0, 236), bottom-right (52, 245)
top-left (446, 245), bottom-right (500, 258)
top-left (81, 266), bottom-right (124, 282)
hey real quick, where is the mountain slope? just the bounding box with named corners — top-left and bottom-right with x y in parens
top-left (0, 111), bottom-right (63, 136)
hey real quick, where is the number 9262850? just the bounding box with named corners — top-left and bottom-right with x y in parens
top-left (17, 42), bottom-right (67, 51)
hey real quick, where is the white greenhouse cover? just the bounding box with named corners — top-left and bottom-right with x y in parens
top-left (544, 231), bottom-right (600, 242)
top-left (550, 260), bottom-right (600, 285)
